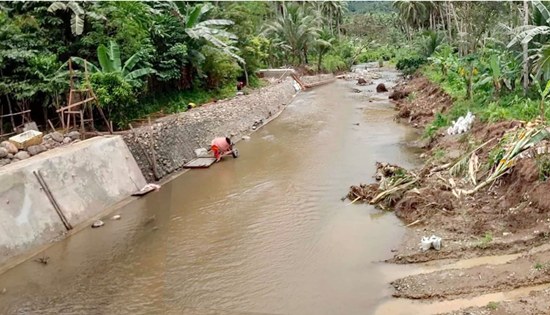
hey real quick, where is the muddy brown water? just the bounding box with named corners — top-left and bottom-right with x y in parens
top-left (0, 68), bottom-right (422, 314)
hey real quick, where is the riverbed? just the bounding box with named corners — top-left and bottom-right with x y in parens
top-left (0, 67), bottom-right (420, 314)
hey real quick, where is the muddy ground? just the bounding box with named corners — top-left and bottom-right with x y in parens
top-left (362, 75), bottom-right (550, 314)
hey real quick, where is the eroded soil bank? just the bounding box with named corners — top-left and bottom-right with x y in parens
top-left (365, 75), bottom-right (550, 314)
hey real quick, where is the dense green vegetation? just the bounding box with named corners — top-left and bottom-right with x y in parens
top-left (387, 1), bottom-right (550, 137)
top-left (0, 1), bottom-right (352, 130)
top-left (3, 1), bottom-right (550, 134)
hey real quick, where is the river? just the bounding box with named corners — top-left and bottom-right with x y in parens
top-left (0, 66), bottom-right (420, 315)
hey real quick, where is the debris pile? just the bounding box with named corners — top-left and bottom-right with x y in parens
top-left (347, 162), bottom-right (417, 209)
top-left (446, 111), bottom-right (475, 135)
top-left (346, 121), bottom-right (550, 228)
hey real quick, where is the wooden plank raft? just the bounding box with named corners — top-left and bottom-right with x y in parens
top-left (183, 157), bottom-right (217, 169)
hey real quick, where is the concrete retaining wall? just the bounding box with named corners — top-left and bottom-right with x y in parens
top-left (257, 69), bottom-right (297, 79)
top-left (0, 136), bottom-right (146, 267)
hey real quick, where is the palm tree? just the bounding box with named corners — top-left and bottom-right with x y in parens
top-left (393, 1), bottom-right (427, 39)
top-left (316, 29), bottom-right (335, 72)
top-left (316, 1), bottom-right (347, 36)
top-left (263, 3), bottom-right (319, 65)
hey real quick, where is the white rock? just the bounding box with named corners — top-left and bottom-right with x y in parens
top-left (91, 220), bottom-right (104, 228)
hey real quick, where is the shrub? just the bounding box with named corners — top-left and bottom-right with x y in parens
top-left (322, 54), bottom-right (347, 73)
top-left (396, 56), bottom-right (428, 75)
top-left (90, 72), bottom-right (138, 129)
top-left (201, 47), bottom-right (241, 90)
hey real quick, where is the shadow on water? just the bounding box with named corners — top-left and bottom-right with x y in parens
top-left (0, 68), bottom-right (422, 315)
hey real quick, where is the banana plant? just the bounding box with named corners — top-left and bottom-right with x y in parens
top-left (70, 41), bottom-right (154, 86)
top-left (48, 2), bottom-right (84, 35)
top-left (47, 1), bottom-right (105, 36)
top-left (475, 54), bottom-right (502, 96)
top-left (458, 55), bottom-right (479, 100)
top-left (428, 44), bottom-right (456, 76)
top-left (534, 76), bottom-right (550, 123)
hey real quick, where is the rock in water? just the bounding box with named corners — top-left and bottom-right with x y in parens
top-left (0, 148), bottom-right (7, 158)
top-left (51, 131), bottom-right (64, 143)
top-left (112, 215), bottom-right (121, 220)
top-left (376, 83), bottom-right (388, 93)
top-left (0, 141), bottom-right (18, 154)
top-left (63, 137), bottom-right (71, 144)
top-left (14, 151), bottom-right (30, 160)
top-left (357, 78), bottom-right (368, 85)
top-left (91, 220), bottom-right (104, 228)
top-left (27, 144), bottom-right (46, 156)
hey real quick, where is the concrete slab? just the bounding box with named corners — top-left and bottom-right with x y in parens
top-left (0, 135), bottom-right (146, 267)
top-left (183, 157), bottom-right (217, 168)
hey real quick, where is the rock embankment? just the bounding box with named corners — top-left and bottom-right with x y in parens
top-left (0, 131), bottom-right (81, 167)
top-left (123, 76), bottom-right (306, 181)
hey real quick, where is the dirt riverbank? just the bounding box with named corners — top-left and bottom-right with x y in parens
top-left (363, 75), bottom-right (550, 313)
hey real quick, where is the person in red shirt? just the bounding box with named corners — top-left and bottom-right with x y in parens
top-left (211, 137), bottom-right (234, 162)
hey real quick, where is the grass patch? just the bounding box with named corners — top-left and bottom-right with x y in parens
top-left (123, 75), bottom-right (267, 126)
top-left (424, 112), bottom-right (449, 139)
top-left (432, 148), bottom-right (446, 160)
top-left (487, 301), bottom-right (499, 310)
top-left (133, 84), bottom-right (238, 122)
top-left (476, 232), bottom-right (493, 249)
top-left (421, 64), bottom-right (548, 130)
top-left (406, 91), bottom-right (417, 102)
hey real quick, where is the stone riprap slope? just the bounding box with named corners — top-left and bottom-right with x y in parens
top-left (123, 77), bottom-right (302, 181)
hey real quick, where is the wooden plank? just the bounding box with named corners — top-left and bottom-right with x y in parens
top-left (183, 157), bottom-right (217, 168)
top-left (0, 110), bottom-right (31, 118)
top-left (56, 97), bottom-right (95, 112)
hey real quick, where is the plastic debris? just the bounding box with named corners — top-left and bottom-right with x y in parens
top-left (194, 148), bottom-right (208, 157)
top-left (447, 111), bottom-right (475, 135)
top-left (91, 220), bottom-right (104, 228)
top-left (143, 183), bottom-right (160, 191)
top-left (132, 183), bottom-right (161, 196)
top-left (292, 80), bottom-right (301, 92)
top-left (420, 235), bottom-right (442, 251)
